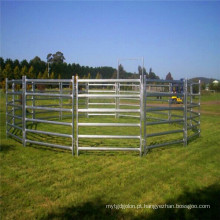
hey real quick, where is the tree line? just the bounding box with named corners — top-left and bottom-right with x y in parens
top-left (0, 52), bottom-right (163, 88)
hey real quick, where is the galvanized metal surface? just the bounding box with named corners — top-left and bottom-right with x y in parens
top-left (5, 76), bottom-right (201, 156)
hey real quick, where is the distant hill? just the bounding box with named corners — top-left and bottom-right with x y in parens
top-left (190, 77), bottom-right (219, 84)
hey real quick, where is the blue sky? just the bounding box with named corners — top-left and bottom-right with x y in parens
top-left (1, 1), bottom-right (220, 79)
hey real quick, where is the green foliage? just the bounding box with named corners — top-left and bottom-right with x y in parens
top-left (37, 72), bottom-right (42, 79)
top-left (13, 66), bottom-right (21, 79)
top-left (2, 63), bottom-right (13, 79)
top-left (50, 72), bottom-right (55, 79)
top-left (27, 66), bottom-right (35, 79)
top-left (21, 65), bottom-right (28, 76)
top-left (96, 72), bottom-right (102, 79)
top-left (42, 69), bottom-right (48, 79)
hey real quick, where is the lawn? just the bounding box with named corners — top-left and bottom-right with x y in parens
top-left (0, 90), bottom-right (220, 219)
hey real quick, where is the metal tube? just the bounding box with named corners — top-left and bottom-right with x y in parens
top-left (26, 139), bottom-right (72, 150)
top-left (76, 76), bottom-right (79, 156)
top-left (26, 129), bottom-right (72, 138)
top-left (147, 129), bottom-right (183, 137)
top-left (78, 108), bottom-right (140, 113)
top-left (78, 94), bottom-right (140, 98)
top-left (198, 80), bottom-right (201, 137)
top-left (25, 118), bottom-right (72, 126)
top-left (25, 106), bottom-right (72, 112)
top-left (147, 139), bottom-right (183, 150)
top-left (7, 132), bottom-right (23, 142)
top-left (78, 79), bottom-right (140, 83)
top-left (78, 147), bottom-right (140, 151)
top-left (139, 76), bottom-right (143, 156)
top-left (146, 119), bottom-right (184, 125)
top-left (5, 78), bottom-right (8, 138)
top-left (78, 135), bottom-right (140, 139)
top-left (22, 76), bottom-right (26, 146)
top-left (78, 123), bottom-right (140, 127)
top-left (71, 76), bottom-right (74, 155)
top-left (25, 92), bottom-right (72, 97)
top-left (143, 75), bottom-right (147, 155)
top-left (183, 79), bottom-right (188, 146)
top-left (12, 82), bottom-right (15, 126)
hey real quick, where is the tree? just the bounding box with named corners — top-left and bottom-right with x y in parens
top-left (2, 63), bottom-right (13, 79)
top-left (42, 68), bottom-right (48, 79)
top-left (118, 64), bottom-right (126, 79)
top-left (37, 72), bottom-right (42, 79)
top-left (21, 66), bottom-right (28, 76)
top-left (58, 74), bottom-right (61, 79)
top-left (166, 72), bottom-right (173, 80)
top-left (96, 72), bottom-right (102, 79)
top-left (149, 68), bottom-right (158, 79)
top-left (87, 73), bottom-right (91, 79)
top-left (50, 72), bottom-right (55, 79)
top-left (27, 66), bottom-right (35, 79)
top-left (47, 51), bottom-right (65, 64)
top-left (14, 66), bottom-right (21, 79)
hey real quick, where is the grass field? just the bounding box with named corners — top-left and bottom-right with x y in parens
top-left (1, 90), bottom-right (220, 219)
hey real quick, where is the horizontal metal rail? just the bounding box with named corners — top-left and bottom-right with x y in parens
top-left (78, 94), bottom-right (140, 98)
top-left (78, 135), bottom-right (140, 139)
top-left (146, 139), bottom-right (183, 149)
top-left (146, 129), bottom-right (183, 137)
top-left (7, 79), bottom-right (22, 83)
top-left (88, 90), bottom-right (115, 93)
top-left (187, 132), bottom-right (200, 140)
top-left (78, 108), bottom-right (140, 113)
top-left (26, 139), bottom-right (72, 150)
top-left (87, 83), bottom-right (115, 86)
top-left (26, 105), bottom-right (72, 112)
top-left (26, 79), bottom-right (72, 83)
top-left (78, 123), bottom-right (140, 127)
top-left (146, 106), bottom-right (184, 111)
top-left (146, 119), bottom-right (184, 125)
top-left (7, 91), bottom-right (22, 95)
top-left (26, 129), bottom-right (72, 138)
top-left (7, 132), bottom-right (23, 141)
top-left (87, 113), bottom-right (116, 116)
top-left (25, 118), bottom-right (72, 126)
top-left (119, 114), bottom-right (140, 118)
top-left (7, 114), bottom-right (22, 120)
top-left (146, 92), bottom-right (183, 97)
top-left (26, 92), bottom-right (72, 97)
top-left (88, 103), bottom-right (115, 105)
top-left (78, 147), bottom-right (140, 151)
top-left (7, 123), bottom-right (22, 130)
top-left (146, 79), bottom-right (183, 83)
top-left (78, 79), bottom-right (140, 83)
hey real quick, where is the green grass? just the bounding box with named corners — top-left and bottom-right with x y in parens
top-left (1, 91), bottom-right (220, 219)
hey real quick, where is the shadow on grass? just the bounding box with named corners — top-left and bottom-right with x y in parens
top-left (42, 184), bottom-right (220, 220)
top-left (0, 144), bottom-right (16, 153)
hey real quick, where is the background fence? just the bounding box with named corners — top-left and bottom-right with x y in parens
top-left (5, 76), bottom-right (201, 156)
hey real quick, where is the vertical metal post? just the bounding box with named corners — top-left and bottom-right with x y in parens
top-left (59, 82), bottom-right (61, 120)
top-left (76, 76), bottom-right (79, 156)
top-left (115, 82), bottom-right (117, 118)
top-left (139, 75), bottom-right (143, 156)
top-left (5, 78), bottom-right (8, 138)
top-left (59, 82), bottom-right (63, 120)
top-left (86, 82), bottom-right (89, 118)
top-left (143, 75), bottom-right (147, 155)
top-left (71, 76), bottom-right (75, 155)
top-left (190, 83), bottom-right (193, 127)
top-left (12, 82), bottom-right (15, 126)
top-left (183, 79), bottom-right (188, 146)
top-left (198, 80), bottom-right (201, 136)
top-left (168, 83), bottom-right (171, 121)
top-left (22, 76), bottom-right (26, 147)
top-left (32, 82), bottom-right (35, 120)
